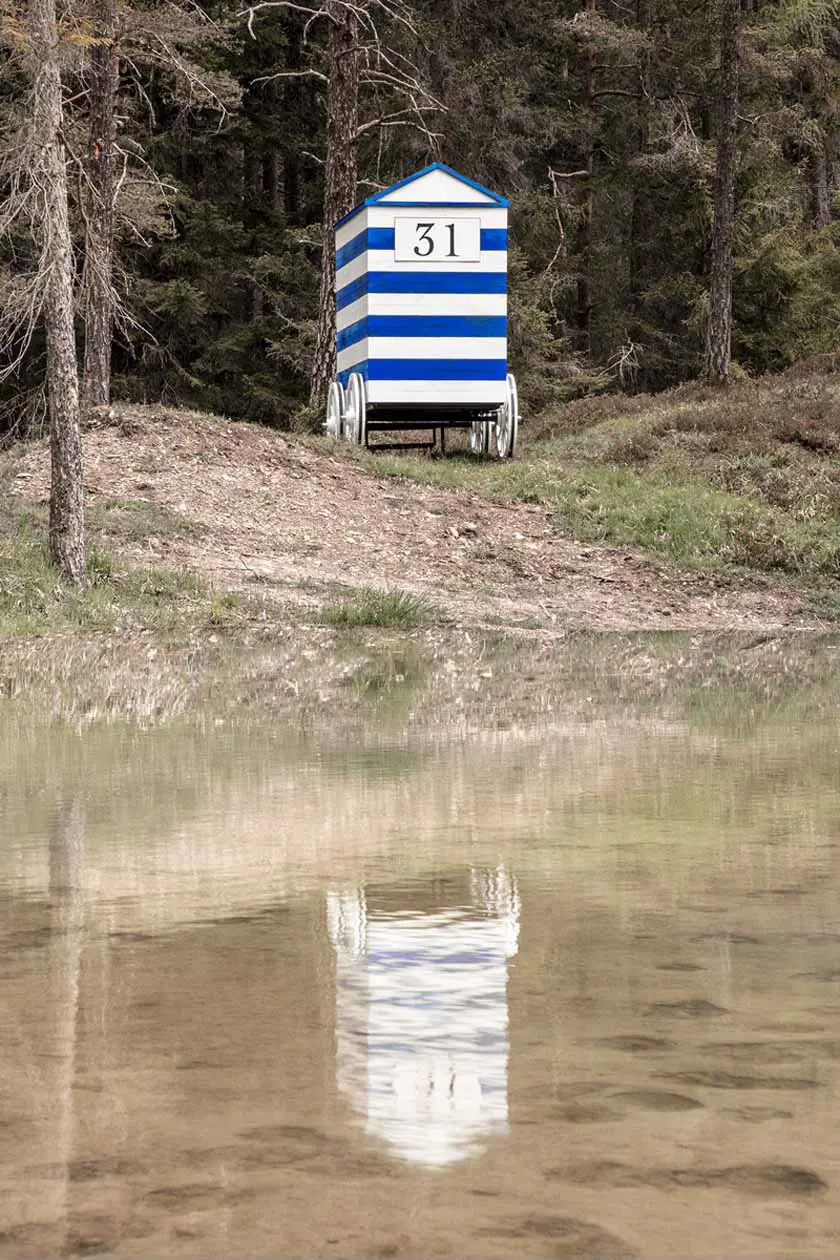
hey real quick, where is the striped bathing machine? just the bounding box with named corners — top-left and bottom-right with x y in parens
top-left (326, 164), bottom-right (519, 459)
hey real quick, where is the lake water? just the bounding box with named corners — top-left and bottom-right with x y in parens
top-left (2, 680), bottom-right (840, 1258)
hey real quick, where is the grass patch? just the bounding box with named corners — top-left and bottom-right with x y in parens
top-left (318, 588), bottom-right (432, 629)
top-left (87, 497), bottom-right (200, 543)
top-left (0, 526), bottom-right (211, 636)
top-left (545, 465), bottom-right (840, 578)
top-left (346, 371), bottom-right (840, 587)
top-left (0, 473), bottom-right (244, 636)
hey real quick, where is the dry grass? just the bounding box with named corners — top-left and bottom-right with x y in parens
top-left (360, 370), bottom-right (840, 593)
top-left (533, 373), bottom-right (840, 523)
top-left (1, 390), bottom-right (829, 637)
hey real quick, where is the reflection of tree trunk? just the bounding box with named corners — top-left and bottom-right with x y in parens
top-left (48, 799), bottom-right (86, 1250)
top-left (310, 1), bottom-right (359, 404)
top-left (704, 0), bottom-right (740, 384)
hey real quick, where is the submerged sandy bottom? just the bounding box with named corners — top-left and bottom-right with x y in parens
top-left (1, 681), bottom-right (840, 1257)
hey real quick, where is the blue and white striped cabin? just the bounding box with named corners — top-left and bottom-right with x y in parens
top-left (334, 164), bottom-right (509, 408)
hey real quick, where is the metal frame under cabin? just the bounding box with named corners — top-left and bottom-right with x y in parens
top-left (334, 164), bottom-right (509, 432)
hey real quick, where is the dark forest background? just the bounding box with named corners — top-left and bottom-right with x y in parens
top-left (4, 0), bottom-right (840, 434)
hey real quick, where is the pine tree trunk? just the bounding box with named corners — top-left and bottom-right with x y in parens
top-left (283, 18), bottom-right (304, 226)
top-left (82, 0), bottom-right (119, 410)
top-left (243, 139), bottom-right (264, 319)
top-left (808, 139), bottom-right (831, 229)
top-left (310, 1), bottom-right (359, 404)
top-left (30, 0), bottom-right (85, 581)
top-left (575, 0), bottom-right (597, 353)
top-left (627, 0), bottom-right (650, 337)
top-left (704, 0), bottom-right (740, 385)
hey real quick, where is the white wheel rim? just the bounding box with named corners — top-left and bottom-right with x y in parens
top-left (326, 382), bottom-right (343, 438)
top-left (507, 373), bottom-right (519, 458)
top-left (468, 420), bottom-right (484, 455)
top-left (497, 374), bottom-right (519, 459)
top-left (496, 402), bottom-right (511, 458)
top-left (357, 375), bottom-right (367, 447)
top-left (345, 375), bottom-right (361, 443)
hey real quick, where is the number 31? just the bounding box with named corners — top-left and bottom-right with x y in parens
top-left (413, 223), bottom-right (458, 258)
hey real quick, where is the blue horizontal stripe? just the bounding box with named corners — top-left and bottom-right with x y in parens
top-left (335, 231), bottom-right (367, 271)
top-left (336, 275), bottom-right (369, 311)
top-left (372, 314), bottom-right (507, 337)
top-left (481, 229), bottom-right (507, 251)
top-left (337, 315), bottom-right (507, 351)
top-left (370, 271), bottom-right (506, 295)
top-left (336, 271), bottom-right (507, 311)
top-left (336, 227), bottom-right (507, 270)
top-left (338, 362), bottom-right (368, 388)
top-left (370, 359), bottom-right (507, 381)
top-left (335, 228), bottom-right (394, 271)
top-left (337, 358), bottom-right (507, 387)
top-left (370, 359), bottom-right (506, 381)
top-left (336, 318), bottom-right (367, 352)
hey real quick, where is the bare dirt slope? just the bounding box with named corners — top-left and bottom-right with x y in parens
top-left (7, 406), bottom-right (821, 631)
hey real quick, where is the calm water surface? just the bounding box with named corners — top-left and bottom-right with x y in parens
top-left (1, 704), bottom-right (840, 1258)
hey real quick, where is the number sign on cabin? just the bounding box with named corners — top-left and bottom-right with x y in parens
top-left (327, 164), bottom-right (518, 459)
top-left (393, 217), bottom-right (482, 263)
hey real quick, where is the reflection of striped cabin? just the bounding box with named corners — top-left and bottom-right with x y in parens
top-left (334, 165), bottom-right (509, 407)
top-left (327, 869), bottom-right (520, 1167)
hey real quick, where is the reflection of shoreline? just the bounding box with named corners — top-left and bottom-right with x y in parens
top-left (1, 717), bottom-right (834, 940)
top-left (328, 870), bottom-right (519, 1166)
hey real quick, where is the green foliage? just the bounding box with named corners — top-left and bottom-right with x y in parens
top-left (0, 493), bottom-right (211, 635)
top-left (317, 588), bottom-right (432, 629)
top-left (4, 0), bottom-right (840, 435)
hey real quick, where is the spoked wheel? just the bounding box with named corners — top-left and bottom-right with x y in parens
top-left (326, 381), bottom-right (345, 439)
top-left (468, 417), bottom-right (494, 457)
top-left (468, 419), bottom-right (485, 456)
top-left (344, 373), bottom-right (368, 446)
top-left (495, 373), bottom-right (519, 459)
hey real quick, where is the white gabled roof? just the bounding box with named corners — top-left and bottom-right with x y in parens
top-left (372, 164), bottom-right (507, 207)
top-left (337, 164), bottom-right (508, 228)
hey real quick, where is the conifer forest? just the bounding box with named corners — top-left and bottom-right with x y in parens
top-left (3, 0), bottom-right (840, 436)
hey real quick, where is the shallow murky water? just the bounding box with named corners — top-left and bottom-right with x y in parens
top-left (2, 697), bottom-right (840, 1258)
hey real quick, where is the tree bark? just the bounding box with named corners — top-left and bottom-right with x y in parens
top-left (627, 0), bottom-right (650, 340)
top-left (704, 0), bottom-right (740, 385)
top-left (243, 137), bottom-right (264, 319)
top-left (30, 0), bottom-right (85, 581)
top-left (82, 0), bottom-right (120, 410)
top-left (575, 0), bottom-right (597, 354)
top-left (808, 138), bottom-right (832, 229)
top-left (310, 1), bottom-right (360, 404)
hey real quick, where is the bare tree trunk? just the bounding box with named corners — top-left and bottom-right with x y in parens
top-left (704, 0), bottom-right (740, 385)
top-left (575, 0), bottom-right (596, 354)
top-left (30, 0), bottom-right (85, 581)
top-left (627, 0), bottom-right (650, 333)
top-left (243, 138), bottom-right (264, 319)
top-left (82, 0), bottom-right (120, 410)
top-left (808, 138), bottom-right (832, 229)
top-left (310, 1), bottom-right (360, 404)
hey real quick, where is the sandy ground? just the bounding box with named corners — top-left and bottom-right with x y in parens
top-left (5, 406), bottom-right (824, 631)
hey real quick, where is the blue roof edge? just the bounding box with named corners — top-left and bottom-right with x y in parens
top-left (335, 163), bottom-right (509, 229)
